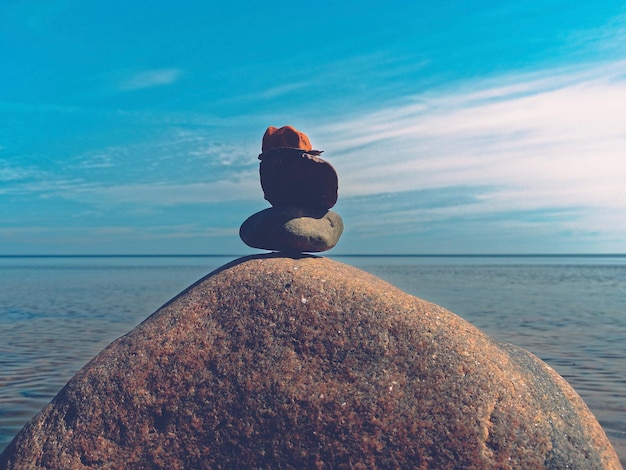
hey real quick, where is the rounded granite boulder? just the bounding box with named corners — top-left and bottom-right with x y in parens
top-left (0, 255), bottom-right (620, 469)
top-left (239, 206), bottom-right (344, 253)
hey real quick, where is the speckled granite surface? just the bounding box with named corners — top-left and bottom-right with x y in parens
top-left (1, 255), bottom-right (620, 469)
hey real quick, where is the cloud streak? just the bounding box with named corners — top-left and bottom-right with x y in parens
top-left (319, 60), bottom-right (626, 210)
top-left (304, 59), bottom-right (626, 251)
top-left (4, 56), bottom-right (625, 253)
top-left (119, 68), bottom-right (183, 91)
top-left (68, 178), bottom-right (262, 207)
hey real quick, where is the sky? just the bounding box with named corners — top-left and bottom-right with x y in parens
top-left (1, 0), bottom-right (625, 255)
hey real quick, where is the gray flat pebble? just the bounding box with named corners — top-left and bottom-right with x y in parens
top-left (239, 206), bottom-right (343, 252)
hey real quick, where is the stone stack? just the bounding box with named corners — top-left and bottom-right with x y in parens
top-left (239, 126), bottom-right (344, 253)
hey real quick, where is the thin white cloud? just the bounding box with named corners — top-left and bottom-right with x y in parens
top-left (0, 225), bottom-right (238, 245)
top-left (0, 154), bottom-right (53, 181)
top-left (5, 51), bottom-right (625, 252)
top-left (318, 60), bottom-right (626, 216)
top-left (259, 82), bottom-right (312, 100)
top-left (304, 59), bottom-right (626, 251)
top-left (75, 153), bottom-right (115, 169)
top-left (119, 68), bottom-right (183, 91)
top-left (0, 166), bottom-right (29, 182)
top-left (223, 80), bottom-right (314, 105)
top-left (64, 177), bottom-right (262, 207)
top-left (565, 12), bottom-right (626, 56)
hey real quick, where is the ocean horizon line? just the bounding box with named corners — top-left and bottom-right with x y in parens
top-left (1, 253), bottom-right (625, 259)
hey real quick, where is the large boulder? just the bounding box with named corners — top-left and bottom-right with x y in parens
top-left (0, 255), bottom-right (620, 469)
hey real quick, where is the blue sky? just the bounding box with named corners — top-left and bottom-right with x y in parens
top-left (2, 1), bottom-right (625, 254)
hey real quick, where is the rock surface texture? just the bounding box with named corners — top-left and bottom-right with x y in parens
top-left (0, 255), bottom-right (620, 469)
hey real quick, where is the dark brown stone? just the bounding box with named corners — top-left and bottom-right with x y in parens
top-left (0, 256), bottom-right (620, 469)
top-left (239, 206), bottom-right (343, 253)
top-left (259, 148), bottom-right (338, 209)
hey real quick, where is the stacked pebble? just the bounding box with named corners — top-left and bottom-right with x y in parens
top-left (239, 126), bottom-right (344, 253)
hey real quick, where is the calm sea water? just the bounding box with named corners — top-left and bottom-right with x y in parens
top-left (1, 255), bottom-right (625, 463)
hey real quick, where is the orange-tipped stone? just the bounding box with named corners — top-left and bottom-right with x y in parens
top-left (258, 125), bottom-right (338, 209)
top-left (262, 126), bottom-right (313, 152)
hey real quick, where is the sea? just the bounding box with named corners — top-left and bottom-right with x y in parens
top-left (1, 254), bottom-right (625, 464)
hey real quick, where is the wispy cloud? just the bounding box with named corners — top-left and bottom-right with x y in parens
top-left (0, 225), bottom-right (240, 255)
top-left (319, 60), bottom-right (626, 210)
top-left (75, 153), bottom-right (115, 169)
top-left (119, 68), bottom-right (183, 91)
top-left (258, 82), bottom-right (312, 100)
top-left (1, 171), bottom-right (261, 207)
top-left (0, 165), bottom-right (29, 182)
top-left (67, 178), bottom-right (262, 207)
top-left (4, 53), bottom-right (625, 252)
